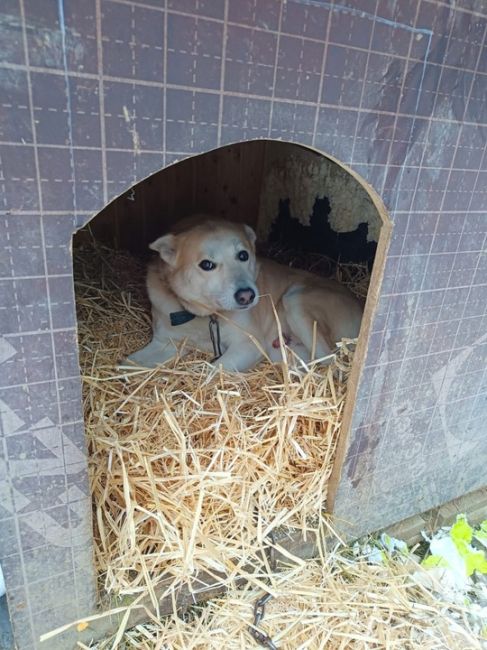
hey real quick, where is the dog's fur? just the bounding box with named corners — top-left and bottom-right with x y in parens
top-left (126, 215), bottom-right (363, 372)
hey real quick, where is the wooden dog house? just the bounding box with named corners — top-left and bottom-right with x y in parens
top-left (1, 1), bottom-right (486, 647)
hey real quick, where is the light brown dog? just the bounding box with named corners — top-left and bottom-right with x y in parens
top-left (126, 215), bottom-right (363, 372)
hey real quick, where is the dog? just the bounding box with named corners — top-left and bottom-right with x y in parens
top-left (125, 215), bottom-right (363, 372)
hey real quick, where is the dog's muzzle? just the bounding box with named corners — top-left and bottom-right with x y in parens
top-left (234, 287), bottom-right (256, 306)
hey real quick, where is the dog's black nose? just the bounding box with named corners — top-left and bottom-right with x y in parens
top-left (234, 288), bottom-right (255, 306)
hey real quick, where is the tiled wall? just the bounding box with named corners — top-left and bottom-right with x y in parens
top-left (0, 0), bottom-right (486, 647)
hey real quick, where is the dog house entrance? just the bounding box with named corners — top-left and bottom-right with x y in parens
top-left (73, 140), bottom-right (390, 614)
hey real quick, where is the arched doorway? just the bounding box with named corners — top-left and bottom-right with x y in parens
top-left (73, 139), bottom-right (391, 605)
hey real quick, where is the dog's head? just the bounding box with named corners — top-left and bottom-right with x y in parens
top-left (150, 218), bottom-right (259, 316)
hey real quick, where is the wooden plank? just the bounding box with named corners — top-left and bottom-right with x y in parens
top-left (54, 527), bottom-right (323, 649)
top-left (62, 483), bottom-right (487, 648)
top-left (240, 140), bottom-right (266, 228)
top-left (215, 144), bottom-right (243, 221)
top-left (385, 486), bottom-right (487, 545)
top-left (77, 142), bottom-right (268, 253)
top-left (192, 148), bottom-right (217, 216)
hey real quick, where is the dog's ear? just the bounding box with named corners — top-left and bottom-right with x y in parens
top-left (244, 224), bottom-right (257, 248)
top-left (149, 234), bottom-right (177, 265)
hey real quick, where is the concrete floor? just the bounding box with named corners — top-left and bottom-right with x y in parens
top-left (0, 597), bottom-right (13, 650)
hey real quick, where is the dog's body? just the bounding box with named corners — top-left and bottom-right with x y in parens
top-left (126, 216), bottom-right (363, 372)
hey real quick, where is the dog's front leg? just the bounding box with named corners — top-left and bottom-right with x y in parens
top-left (214, 343), bottom-right (263, 372)
top-left (123, 337), bottom-right (177, 368)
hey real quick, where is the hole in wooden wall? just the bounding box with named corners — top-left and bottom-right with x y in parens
top-left (75, 139), bottom-right (387, 268)
top-left (72, 139), bottom-right (391, 603)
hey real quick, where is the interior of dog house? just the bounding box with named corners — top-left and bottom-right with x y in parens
top-left (1, 1), bottom-right (487, 648)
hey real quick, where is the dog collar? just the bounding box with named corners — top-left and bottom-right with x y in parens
top-left (208, 315), bottom-right (222, 361)
top-left (169, 309), bottom-right (222, 361)
top-left (169, 309), bottom-right (196, 326)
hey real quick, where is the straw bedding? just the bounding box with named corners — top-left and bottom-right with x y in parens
top-left (74, 242), bottom-right (363, 599)
top-left (75, 244), bottom-right (483, 649)
top-left (88, 552), bottom-right (482, 649)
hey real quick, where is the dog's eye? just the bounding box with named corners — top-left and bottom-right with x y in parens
top-left (199, 259), bottom-right (216, 271)
top-left (237, 250), bottom-right (249, 262)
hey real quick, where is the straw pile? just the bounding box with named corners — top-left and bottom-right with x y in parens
top-left (75, 244), bottom-right (483, 650)
top-left (88, 550), bottom-right (483, 649)
top-left (75, 242), bottom-right (365, 599)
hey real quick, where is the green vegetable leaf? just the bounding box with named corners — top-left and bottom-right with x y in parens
top-left (463, 549), bottom-right (487, 576)
top-left (450, 515), bottom-right (473, 546)
top-left (421, 555), bottom-right (449, 569)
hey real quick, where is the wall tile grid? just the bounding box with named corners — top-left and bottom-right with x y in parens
top-left (0, 0), bottom-right (486, 647)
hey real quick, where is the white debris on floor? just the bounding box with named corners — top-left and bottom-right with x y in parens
top-left (81, 515), bottom-right (487, 649)
top-left (416, 515), bottom-right (487, 640)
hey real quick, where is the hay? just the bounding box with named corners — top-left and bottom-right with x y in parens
top-left (74, 244), bottom-right (483, 650)
top-left (74, 242), bottom-right (365, 599)
top-left (89, 550), bottom-right (483, 649)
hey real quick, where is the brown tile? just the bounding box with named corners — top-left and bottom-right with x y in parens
top-left (464, 284), bottom-right (487, 317)
top-left (57, 377), bottom-right (84, 425)
top-left (43, 214), bottom-right (76, 276)
top-left (411, 169), bottom-right (450, 212)
top-left (227, 0), bottom-right (280, 31)
top-left (361, 53), bottom-right (405, 113)
top-left (165, 89), bottom-right (219, 152)
top-left (0, 278), bottom-right (50, 333)
top-left (168, 0), bottom-right (225, 19)
top-left (31, 72), bottom-right (69, 146)
top-left (101, 1), bottom-right (164, 81)
top-left (275, 35), bottom-right (323, 102)
top-left (0, 145), bottom-right (39, 212)
top-left (221, 96), bottom-right (271, 143)
top-left (167, 14), bottom-right (223, 90)
top-left (0, 214), bottom-right (44, 278)
top-left (372, 23), bottom-right (412, 58)
top-left (0, 0), bottom-right (25, 64)
top-left (63, 0), bottom-right (98, 74)
top-left (72, 149), bottom-right (104, 212)
top-left (38, 147), bottom-right (75, 212)
top-left (0, 553), bottom-right (24, 594)
top-left (413, 3), bottom-right (450, 62)
top-left (68, 77), bottom-right (102, 148)
top-left (439, 68), bottom-right (475, 120)
top-left (53, 329), bottom-right (79, 379)
top-left (48, 276), bottom-right (76, 330)
top-left (444, 12), bottom-right (485, 69)
top-left (315, 107), bottom-right (358, 161)
top-left (24, 0), bottom-right (97, 73)
top-left (471, 171), bottom-right (487, 210)
top-left (353, 112), bottom-right (395, 165)
top-left (270, 102), bottom-right (315, 144)
top-left (281, 2), bottom-right (329, 40)
top-left (0, 69), bottom-right (32, 143)
top-left (443, 171), bottom-right (477, 211)
top-left (225, 25), bottom-right (277, 96)
top-left (454, 124), bottom-right (486, 169)
top-left (323, 45), bottom-right (366, 107)
top-left (382, 0), bottom-right (417, 27)
top-left (105, 150), bottom-right (136, 199)
top-left (401, 62), bottom-right (441, 117)
top-left (329, 7), bottom-right (373, 49)
top-left (104, 81), bottom-right (164, 150)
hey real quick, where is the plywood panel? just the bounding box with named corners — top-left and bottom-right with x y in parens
top-left (4, 2), bottom-right (487, 647)
top-left (87, 142), bottom-right (267, 254)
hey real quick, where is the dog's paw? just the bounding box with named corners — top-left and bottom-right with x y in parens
top-left (119, 352), bottom-right (150, 368)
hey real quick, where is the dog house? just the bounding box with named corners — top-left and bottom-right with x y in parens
top-left (1, 0), bottom-right (487, 647)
